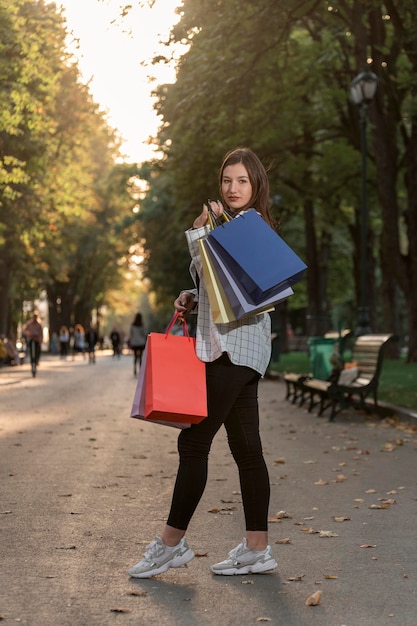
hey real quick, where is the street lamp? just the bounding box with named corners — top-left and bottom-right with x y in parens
top-left (349, 70), bottom-right (378, 336)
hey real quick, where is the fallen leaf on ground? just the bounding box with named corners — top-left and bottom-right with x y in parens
top-left (314, 479), bottom-right (328, 485)
top-left (274, 457), bottom-right (286, 464)
top-left (256, 618), bottom-right (272, 622)
top-left (319, 531), bottom-right (339, 538)
top-left (275, 510), bottom-right (293, 519)
top-left (305, 590), bottom-right (322, 606)
top-left (287, 574), bottom-right (305, 581)
top-left (323, 574), bottom-right (338, 579)
top-left (195, 551), bottom-right (208, 557)
top-left (275, 538), bottom-right (292, 544)
top-left (360, 544), bottom-right (377, 548)
top-left (365, 489), bottom-right (377, 494)
top-left (128, 591), bottom-right (147, 597)
top-left (333, 516), bottom-right (350, 522)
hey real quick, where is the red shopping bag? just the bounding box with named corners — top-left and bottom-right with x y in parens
top-left (130, 314), bottom-right (207, 427)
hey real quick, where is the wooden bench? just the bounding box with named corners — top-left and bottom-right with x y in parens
top-left (284, 373), bottom-right (310, 404)
top-left (284, 329), bottom-right (352, 403)
top-left (300, 334), bottom-right (395, 421)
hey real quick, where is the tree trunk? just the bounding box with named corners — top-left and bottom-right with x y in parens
top-left (0, 247), bottom-right (11, 336)
top-left (403, 126), bottom-right (417, 362)
top-left (47, 282), bottom-right (75, 333)
top-left (304, 196), bottom-right (331, 337)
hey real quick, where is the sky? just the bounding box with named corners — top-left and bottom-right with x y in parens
top-left (57, 0), bottom-right (181, 163)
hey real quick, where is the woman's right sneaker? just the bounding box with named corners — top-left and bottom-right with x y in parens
top-left (210, 539), bottom-right (278, 575)
top-left (128, 536), bottom-right (194, 578)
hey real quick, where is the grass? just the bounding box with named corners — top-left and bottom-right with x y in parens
top-left (270, 352), bottom-right (417, 411)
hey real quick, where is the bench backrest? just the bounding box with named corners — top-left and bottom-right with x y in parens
top-left (351, 334), bottom-right (394, 385)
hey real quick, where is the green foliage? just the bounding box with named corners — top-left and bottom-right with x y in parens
top-left (137, 0), bottom-right (417, 359)
top-left (0, 0), bottom-right (137, 334)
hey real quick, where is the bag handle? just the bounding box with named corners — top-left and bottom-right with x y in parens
top-left (207, 203), bottom-right (231, 230)
top-left (165, 312), bottom-right (190, 338)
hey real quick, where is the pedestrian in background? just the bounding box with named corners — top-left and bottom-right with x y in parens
top-left (59, 326), bottom-right (70, 359)
top-left (110, 327), bottom-right (121, 359)
top-left (72, 324), bottom-right (85, 360)
top-left (128, 147), bottom-right (278, 579)
top-left (85, 326), bottom-right (98, 364)
top-left (129, 313), bottom-right (148, 376)
top-left (50, 332), bottom-right (59, 355)
top-left (23, 313), bottom-right (43, 366)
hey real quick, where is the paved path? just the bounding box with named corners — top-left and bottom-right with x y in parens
top-left (1, 352), bottom-right (416, 625)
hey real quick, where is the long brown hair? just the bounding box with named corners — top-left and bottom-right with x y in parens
top-left (218, 147), bottom-right (274, 226)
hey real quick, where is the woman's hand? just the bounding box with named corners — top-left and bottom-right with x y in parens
top-left (174, 291), bottom-right (195, 316)
top-left (193, 200), bottom-right (224, 229)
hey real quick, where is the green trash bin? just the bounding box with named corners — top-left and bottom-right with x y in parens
top-left (307, 337), bottom-right (336, 380)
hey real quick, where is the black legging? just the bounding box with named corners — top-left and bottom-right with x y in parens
top-left (133, 346), bottom-right (145, 368)
top-left (167, 353), bottom-right (270, 532)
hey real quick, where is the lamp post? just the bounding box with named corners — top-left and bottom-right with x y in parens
top-left (349, 70), bottom-right (378, 336)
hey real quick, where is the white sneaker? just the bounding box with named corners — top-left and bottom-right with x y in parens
top-left (211, 539), bottom-right (278, 575)
top-left (128, 536), bottom-right (194, 578)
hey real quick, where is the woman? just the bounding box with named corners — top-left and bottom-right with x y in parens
top-left (72, 324), bottom-right (85, 360)
top-left (128, 147), bottom-right (277, 578)
top-left (129, 313), bottom-right (148, 376)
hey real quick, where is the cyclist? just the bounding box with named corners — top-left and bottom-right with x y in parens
top-left (23, 313), bottom-right (43, 375)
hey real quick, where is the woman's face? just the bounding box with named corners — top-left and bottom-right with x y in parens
top-left (221, 163), bottom-right (253, 212)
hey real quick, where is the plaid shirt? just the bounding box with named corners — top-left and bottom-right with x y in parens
top-left (184, 226), bottom-right (271, 376)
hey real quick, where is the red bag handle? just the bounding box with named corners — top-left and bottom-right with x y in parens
top-left (165, 312), bottom-right (190, 338)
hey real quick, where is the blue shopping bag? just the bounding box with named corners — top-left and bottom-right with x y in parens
top-left (203, 237), bottom-right (293, 320)
top-left (206, 209), bottom-right (307, 305)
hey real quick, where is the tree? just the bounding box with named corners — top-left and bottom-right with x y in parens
top-left (0, 0), bottom-right (71, 334)
top-left (138, 0), bottom-right (417, 358)
top-left (0, 0), bottom-right (136, 340)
